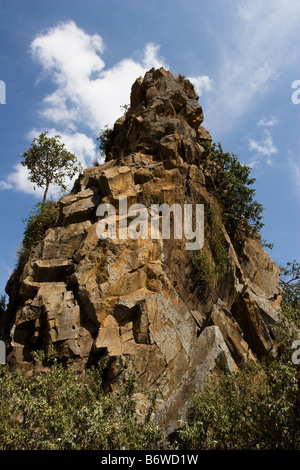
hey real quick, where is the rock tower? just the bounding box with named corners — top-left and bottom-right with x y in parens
top-left (1, 68), bottom-right (282, 434)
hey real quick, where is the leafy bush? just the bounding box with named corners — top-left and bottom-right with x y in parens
top-left (16, 201), bottom-right (59, 274)
top-left (273, 260), bottom-right (300, 348)
top-left (201, 142), bottom-right (264, 239)
top-left (280, 260), bottom-right (300, 310)
top-left (96, 126), bottom-right (114, 159)
top-left (175, 260), bottom-right (300, 450)
top-left (175, 357), bottom-right (300, 450)
top-left (0, 358), bottom-right (161, 450)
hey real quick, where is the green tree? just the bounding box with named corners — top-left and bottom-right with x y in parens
top-left (96, 125), bottom-right (114, 159)
top-left (21, 132), bottom-right (80, 203)
top-left (280, 260), bottom-right (300, 310)
top-left (202, 142), bottom-right (264, 239)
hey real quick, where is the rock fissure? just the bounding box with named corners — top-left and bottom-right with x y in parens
top-left (0, 67), bottom-right (282, 435)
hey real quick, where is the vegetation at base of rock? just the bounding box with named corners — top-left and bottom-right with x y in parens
top-left (96, 125), bottom-right (114, 159)
top-left (174, 357), bottom-right (300, 450)
top-left (1, 259), bottom-right (299, 450)
top-left (273, 260), bottom-right (300, 346)
top-left (16, 201), bottom-right (60, 274)
top-left (0, 358), bottom-right (161, 450)
top-left (173, 261), bottom-right (300, 450)
top-left (280, 260), bottom-right (300, 310)
top-left (201, 142), bottom-right (264, 240)
top-left (190, 204), bottom-right (228, 297)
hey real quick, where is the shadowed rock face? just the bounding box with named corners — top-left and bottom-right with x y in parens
top-left (0, 68), bottom-right (282, 435)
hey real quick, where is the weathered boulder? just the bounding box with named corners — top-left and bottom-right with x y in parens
top-left (0, 68), bottom-right (282, 435)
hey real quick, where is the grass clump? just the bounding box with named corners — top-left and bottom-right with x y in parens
top-left (190, 204), bottom-right (228, 298)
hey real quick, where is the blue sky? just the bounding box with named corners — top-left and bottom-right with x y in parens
top-left (0, 0), bottom-right (299, 295)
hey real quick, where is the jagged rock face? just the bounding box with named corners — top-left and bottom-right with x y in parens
top-left (108, 68), bottom-right (209, 165)
top-left (1, 68), bottom-right (282, 435)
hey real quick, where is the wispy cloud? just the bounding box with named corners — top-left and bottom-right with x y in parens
top-left (204, 0), bottom-right (300, 136)
top-left (247, 116), bottom-right (279, 167)
top-left (248, 130), bottom-right (278, 161)
top-left (257, 116), bottom-right (279, 127)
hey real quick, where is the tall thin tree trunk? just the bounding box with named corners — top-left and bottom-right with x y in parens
top-left (43, 182), bottom-right (50, 204)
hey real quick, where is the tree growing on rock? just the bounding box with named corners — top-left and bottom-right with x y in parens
top-left (21, 132), bottom-right (81, 203)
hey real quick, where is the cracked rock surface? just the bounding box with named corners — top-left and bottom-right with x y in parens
top-left (1, 68), bottom-right (282, 434)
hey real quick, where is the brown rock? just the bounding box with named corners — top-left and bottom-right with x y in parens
top-left (0, 68), bottom-right (282, 435)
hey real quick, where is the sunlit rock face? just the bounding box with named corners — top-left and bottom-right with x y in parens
top-left (1, 68), bottom-right (282, 435)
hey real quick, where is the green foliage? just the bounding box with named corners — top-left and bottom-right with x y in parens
top-left (21, 132), bottom-right (80, 203)
top-left (0, 294), bottom-right (7, 318)
top-left (0, 359), bottom-right (161, 450)
top-left (96, 125), bottom-right (114, 159)
top-left (280, 260), bottom-right (300, 310)
top-left (190, 247), bottom-right (215, 297)
top-left (175, 358), bottom-right (300, 450)
top-left (16, 201), bottom-right (60, 274)
top-left (190, 204), bottom-right (228, 298)
top-left (175, 260), bottom-right (300, 450)
top-left (273, 261), bottom-right (300, 347)
top-left (201, 142), bottom-right (264, 239)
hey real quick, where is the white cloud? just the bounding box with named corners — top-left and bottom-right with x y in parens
top-left (31, 21), bottom-right (168, 133)
top-left (204, 0), bottom-right (300, 136)
top-left (142, 43), bottom-right (166, 70)
top-left (1, 21), bottom-right (168, 198)
top-left (0, 180), bottom-right (13, 190)
top-left (32, 21), bottom-right (105, 81)
top-left (248, 129), bottom-right (278, 166)
top-left (188, 75), bottom-right (213, 96)
top-left (257, 116), bottom-right (279, 127)
top-left (246, 116), bottom-right (280, 167)
top-left (0, 163), bottom-right (44, 197)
